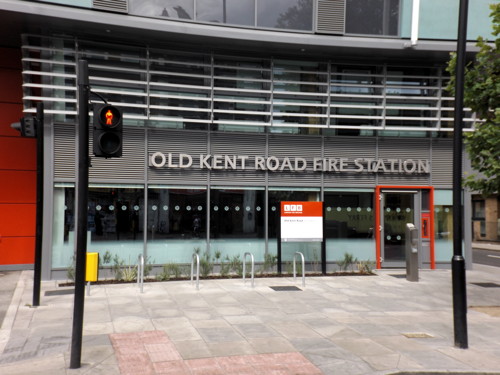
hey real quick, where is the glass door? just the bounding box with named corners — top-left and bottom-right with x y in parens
top-left (381, 192), bottom-right (416, 267)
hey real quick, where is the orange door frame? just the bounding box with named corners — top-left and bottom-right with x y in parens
top-left (375, 186), bottom-right (435, 270)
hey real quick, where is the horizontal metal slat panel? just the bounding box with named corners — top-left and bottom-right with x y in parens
top-left (316, 0), bottom-right (345, 34)
top-left (54, 124), bottom-right (76, 180)
top-left (147, 129), bottom-right (208, 184)
top-left (431, 139), bottom-right (453, 187)
top-left (89, 127), bottom-right (145, 181)
top-left (323, 136), bottom-right (376, 186)
top-left (92, 0), bottom-right (128, 13)
top-left (377, 138), bottom-right (430, 185)
top-left (209, 132), bottom-right (266, 185)
top-left (267, 135), bottom-right (321, 186)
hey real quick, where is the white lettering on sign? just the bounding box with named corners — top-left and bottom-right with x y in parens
top-left (149, 153), bottom-right (430, 175)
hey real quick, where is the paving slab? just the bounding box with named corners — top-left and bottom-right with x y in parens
top-left (1, 266), bottom-right (500, 374)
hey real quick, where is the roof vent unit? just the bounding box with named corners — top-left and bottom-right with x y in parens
top-left (316, 0), bottom-right (345, 35)
top-left (92, 0), bottom-right (128, 14)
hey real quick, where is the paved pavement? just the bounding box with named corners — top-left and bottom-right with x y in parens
top-left (1, 263), bottom-right (500, 375)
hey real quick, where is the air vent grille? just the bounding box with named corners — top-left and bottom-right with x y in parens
top-left (316, 0), bottom-right (345, 34)
top-left (92, 0), bottom-right (128, 13)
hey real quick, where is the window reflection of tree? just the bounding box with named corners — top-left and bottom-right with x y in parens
top-left (275, 0), bottom-right (313, 30)
top-left (160, 6), bottom-right (191, 19)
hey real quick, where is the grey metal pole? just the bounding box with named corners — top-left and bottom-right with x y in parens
top-left (452, 0), bottom-right (469, 350)
top-left (70, 59), bottom-right (90, 368)
top-left (32, 102), bottom-right (44, 307)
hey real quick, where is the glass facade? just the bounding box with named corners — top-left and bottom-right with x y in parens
top-left (345, 0), bottom-right (400, 36)
top-left (324, 191), bottom-right (375, 262)
top-left (31, 36), bottom-right (457, 275)
top-left (22, 36), bottom-right (475, 134)
top-left (147, 187), bottom-right (207, 264)
top-left (434, 190), bottom-right (453, 263)
top-left (52, 185), bottom-right (145, 268)
top-left (210, 188), bottom-right (265, 259)
top-left (52, 184), bottom-right (457, 272)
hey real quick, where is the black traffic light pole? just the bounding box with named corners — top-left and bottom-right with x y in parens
top-left (32, 102), bottom-right (44, 307)
top-left (452, 0), bottom-right (469, 349)
top-left (70, 59), bottom-right (90, 369)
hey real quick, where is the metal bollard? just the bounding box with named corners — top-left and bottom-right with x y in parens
top-left (405, 223), bottom-right (419, 282)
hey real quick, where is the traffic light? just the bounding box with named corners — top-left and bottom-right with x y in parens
top-left (11, 116), bottom-right (37, 137)
top-left (93, 104), bottom-right (123, 158)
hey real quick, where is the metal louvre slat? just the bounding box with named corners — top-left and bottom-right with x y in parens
top-left (89, 127), bottom-right (145, 182)
top-left (377, 138), bottom-right (431, 185)
top-left (316, 0), bottom-right (346, 34)
top-left (323, 137), bottom-right (376, 186)
top-left (22, 35), bottom-right (468, 133)
top-left (54, 124), bottom-right (76, 179)
top-left (92, 0), bottom-right (128, 13)
top-left (209, 133), bottom-right (266, 185)
top-left (267, 135), bottom-right (321, 186)
top-left (147, 129), bottom-right (208, 184)
top-left (431, 139), bottom-right (453, 187)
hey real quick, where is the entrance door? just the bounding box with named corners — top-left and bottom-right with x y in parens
top-left (380, 191), bottom-right (417, 267)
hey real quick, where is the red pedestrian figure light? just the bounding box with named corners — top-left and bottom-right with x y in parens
top-left (105, 109), bottom-right (113, 125)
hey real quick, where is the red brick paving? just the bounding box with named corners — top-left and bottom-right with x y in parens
top-left (110, 331), bottom-right (322, 375)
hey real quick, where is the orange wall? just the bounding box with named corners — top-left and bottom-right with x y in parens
top-left (0, 47), bottom-right (37, 267)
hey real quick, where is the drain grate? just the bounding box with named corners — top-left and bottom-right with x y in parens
top-left (402, 332), bottom-right (434, 339)
top-left (471, 282), bottom-right (500, 288)
top-left (270, 286), bottom-right (302, 291)
top-left (45, 289), bottom-right (74, 296)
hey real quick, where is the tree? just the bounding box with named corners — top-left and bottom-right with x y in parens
top-left (447, 3), bottom-right (500, 196)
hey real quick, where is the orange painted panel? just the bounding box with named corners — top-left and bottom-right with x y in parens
top-left (0, 170), bottom-right (36, 203)
top-left (0, 48), bottom-right (21, 70)
top-left (0, 136), bottom-right (36, 170)
top-left (0, 203), bottom-right (36, 236)
top-left (0, 69), bottom-right (22, 103)
top-left (0, 103), bottom-right (24, 136)
top-left (0, 236), bottom-right (34, 265)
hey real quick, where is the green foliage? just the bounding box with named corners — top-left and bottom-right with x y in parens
top-left (447, 3), bottom-right (500, 195)
top-left (101, 251), bottom-right (112, 265)
top-left (311, 249), bottom-right (320, 273)
top-left (356, 260), bottom-right (375, 274)
top-left (193, 248), bottom-right (214, 278)
top-left (338, 252), bottom-right (357, 272)
top-left (67, 255), bottom-right (76, 281)
top-left (229, 255), bottom-right (243, 277)
top-left (111, 254), bottom-right (125, 280)
top-left (157, 263), bottom-right (184, 281)
top-left (143, 256), bottom-right (154, 277)
top-left (284, 260), bottom-right (303, 275)
top-left (121, 263), bottom-right (138, 282)
top-left (258, 253), bottom-right (278, 274)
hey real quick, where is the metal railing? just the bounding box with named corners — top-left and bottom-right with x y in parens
top-left (293, 252), bottom-right (305, 287)
top-left (137, 254), bottom-right (144, 293)
top-left (191, 253), bottom-right (200, 290)
top-left (243, 252), bottom-right (255, 288)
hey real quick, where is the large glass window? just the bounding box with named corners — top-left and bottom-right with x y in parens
top-left (268, 188), bottom-right (321, 271)
top-left (257, 0), bottom-right (313, 31)
top-left (434, 190), bottom-right (453, 262)
top-left (129, 0), bottom-right (194, 20)
top-left (52, 184), bottom-right (75, 268)
top-left (324, 190), bottom-right (375, 263)
top-left (210, 187), bottom-right (265, 260)
top-left (52, 184), bottom-right (145, 269)
top-left (147, 187), bottom-right (207, 264)
top-left (88, 185), bottom-right (145, 262)
top-left (196, 0), bottom-right (255, 26)
top-left (345, 0), bottom-right (400, 36)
